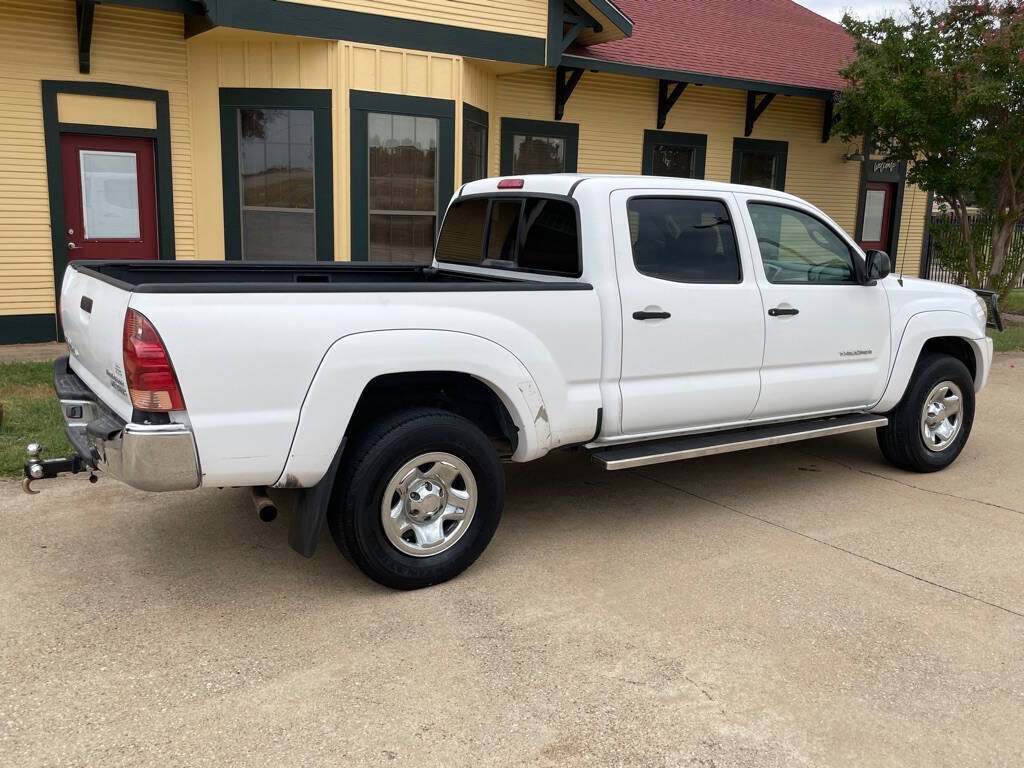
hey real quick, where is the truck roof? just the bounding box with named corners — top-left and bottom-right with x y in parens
top-left (458, 174), bottom-right (802, 203)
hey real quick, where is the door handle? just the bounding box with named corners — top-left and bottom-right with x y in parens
top-left (67, 242), bottom-right (78, 251)
top-left (633, 310), bottom-right (671, 320)
top-left (768, 307), bottom-right (799, 317)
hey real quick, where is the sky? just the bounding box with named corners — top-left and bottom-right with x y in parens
top-left (793, 1), bottom-right (917, 22)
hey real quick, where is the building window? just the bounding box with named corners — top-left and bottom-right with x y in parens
top-left (641, 130), bottom-right (707, 179)
top-left (350, 91), bottom-right (455, 263)
top-left (220, 88), bottom-right (334, 261)
top-left (500, 118), bottom-right (579, 175)
top-left (731, 138), bottom-right (788, 191)
top-left (239, 108), bottom-right (315, 260)
top-left (368, 113), bottom-right (438, 263)
top-left (462, 104), bottom-right (489, 184)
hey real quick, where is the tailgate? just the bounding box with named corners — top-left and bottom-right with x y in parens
top-left (60, 265), bottom-right (134, 420)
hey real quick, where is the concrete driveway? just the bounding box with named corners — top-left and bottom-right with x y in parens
top-left (2, 354), bottom-right (1022, 768)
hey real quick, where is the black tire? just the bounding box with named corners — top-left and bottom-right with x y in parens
top-left (876, 353), bottom-right (975, 473)
top-left (328, 408), bottom-right (504, 590)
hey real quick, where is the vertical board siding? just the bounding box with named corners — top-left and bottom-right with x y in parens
top-left (188, 33), bottom-right (461, 262)
top-left (0, 0), bottom-right (193, 316)
top-left (279, 0), bottom-right (548, 38)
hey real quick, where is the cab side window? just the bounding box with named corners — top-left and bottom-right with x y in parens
top-left (748, 203), bottom-right (857, 283)
top-left (627, 198), bottom-right (741, 283)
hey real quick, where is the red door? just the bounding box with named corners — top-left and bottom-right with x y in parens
top-left (61, 134), bottom-right (159, 260)
top-left (859, 181), bottom-right (895, 253)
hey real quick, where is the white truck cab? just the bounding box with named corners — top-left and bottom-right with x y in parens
top-left (29, 174), bottom-right (997, 589)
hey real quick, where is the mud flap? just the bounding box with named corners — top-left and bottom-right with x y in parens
top-left (287, 438), bottom-right (346, 558)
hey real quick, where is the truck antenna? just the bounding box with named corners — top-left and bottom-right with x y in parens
top-left (898, 184), bottom-right (919, 287)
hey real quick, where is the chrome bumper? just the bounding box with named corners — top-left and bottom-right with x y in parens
top-left (54, 357), bottom-right (201, 492)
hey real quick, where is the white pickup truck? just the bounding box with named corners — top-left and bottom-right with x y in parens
top-left (30, 175), bottom-right (998, 589)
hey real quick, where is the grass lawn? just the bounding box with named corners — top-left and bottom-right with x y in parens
top-left (0, 361), bottom-right (70, 477)
top-left (991, 325), bottom-right (1024, 353)
top-left (1002, 289), bottom-right (1024, 316)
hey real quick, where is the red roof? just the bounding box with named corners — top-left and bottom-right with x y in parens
top-left (569, 0), bottom-right (856, 95)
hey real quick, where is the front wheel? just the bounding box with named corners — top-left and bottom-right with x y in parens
top-left (328, 408), bottom-right (504, 589)
top-left (876, 353), bottom-right (975, 473)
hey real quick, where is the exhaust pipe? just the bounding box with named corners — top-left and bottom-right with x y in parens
top-left (251, 486), bottom-right (278, 522)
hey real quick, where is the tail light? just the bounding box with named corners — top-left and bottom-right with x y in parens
top-left (122, 309), bottom-right (185, 411)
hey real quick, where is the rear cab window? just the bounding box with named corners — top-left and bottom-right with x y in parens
top-left (436, 195), bottom-right (581, 277)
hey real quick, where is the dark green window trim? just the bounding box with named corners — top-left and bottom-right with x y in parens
top-left (731, 138), bottom-right (788, 191)
top-left (642, 130), bottom-right (707, 179)
top-left (0, 314), bottom-right (58, 345)
top-left (219, 87), bottom-right (335, 262)
top-left (349, 91), bottom-right (456, 262)
top-left (462, 103), bottom-right (490, 184)
top-left (192, 0), bottom-right (544, 66)
top-left (500, 117), bottom-right (580, 175)
top-left (41, 80), bottom-right (176, 340)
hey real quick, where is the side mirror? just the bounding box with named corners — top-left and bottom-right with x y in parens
top-left (864, 250), bottom-right (891, 282)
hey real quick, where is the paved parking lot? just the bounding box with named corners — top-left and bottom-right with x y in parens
top-left (1, 353), bottom-right (1022, 767)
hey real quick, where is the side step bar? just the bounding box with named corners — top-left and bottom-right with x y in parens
top-left (591, 413), bottom-right (888, 471)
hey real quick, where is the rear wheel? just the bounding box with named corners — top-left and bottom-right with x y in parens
top-left (876, 353), bottom-right (975, 473)
top-left (328, 408), bottom-right (504, 590)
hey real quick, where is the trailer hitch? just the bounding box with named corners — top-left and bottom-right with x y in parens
top-left (22, 443), bottom-right (95, 495)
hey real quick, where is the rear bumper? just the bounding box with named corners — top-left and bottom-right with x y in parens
top-left (54, 357), bottom-right (200, 492)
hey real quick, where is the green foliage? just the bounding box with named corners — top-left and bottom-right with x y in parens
top-left (835, 2), bottom-right (1024, 298)
top-left (0, 362), bottom-right (71, 477)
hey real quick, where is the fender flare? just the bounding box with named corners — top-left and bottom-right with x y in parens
top-left (275, 329), bottom-right (551, 490)
top-left (873, 310), bottom-right (988, 413)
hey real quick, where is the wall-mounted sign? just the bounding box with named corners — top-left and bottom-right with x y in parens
top-left (873, 159), bottom-right (899, 175)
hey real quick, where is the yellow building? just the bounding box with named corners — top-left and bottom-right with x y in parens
top-left (0, 0), bottom-right (929, 344)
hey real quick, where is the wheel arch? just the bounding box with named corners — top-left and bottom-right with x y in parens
top-left (274, 329), bottom-right (551, 489)
top-left (874, 310), bottom-right (988, 413)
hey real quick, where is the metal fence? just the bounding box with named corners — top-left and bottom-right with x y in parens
top-left (920, 212), bottom-right (1024, 289)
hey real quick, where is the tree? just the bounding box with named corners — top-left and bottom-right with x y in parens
top-left (835, 2), bottom-right (1024, 299)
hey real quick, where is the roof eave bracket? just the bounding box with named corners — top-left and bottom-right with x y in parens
top-left (555, 65), bottom-right (584, 121)
top-left (76, 0), bottom-right (96, 75)
top-left (822, 96), bottom-right (839, 144)
top-left (745, 91), bottom-right (776, 137)
top-left (657, 80), bottom-right (688, 130)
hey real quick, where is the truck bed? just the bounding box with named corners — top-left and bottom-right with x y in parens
top-left (72, 261), bottom-right (592, 293)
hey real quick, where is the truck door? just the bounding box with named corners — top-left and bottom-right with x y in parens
top-left (738, 195), bottom-right (892, 418)
top-left (611, 190), bottom-right (766, 436)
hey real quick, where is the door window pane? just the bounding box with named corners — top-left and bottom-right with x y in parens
top-left (651, 144), bottom-right (696, 178)
top-left (862, 189), bottom-right (887, 242)
top-left (738, 151), bottom-right (778, 189)
top-left (512, 135), bottom-right (565, 174)
top-left (748, 203), bottom-right (856, 283)
top-left (368, 112), bottom-right (438, 264)
top-left (80, 150), bottom-right (140, 239)
top-left (627, 198), bottom-right (741, 283)
top-left (239, 108), bottom-right (316, 260)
